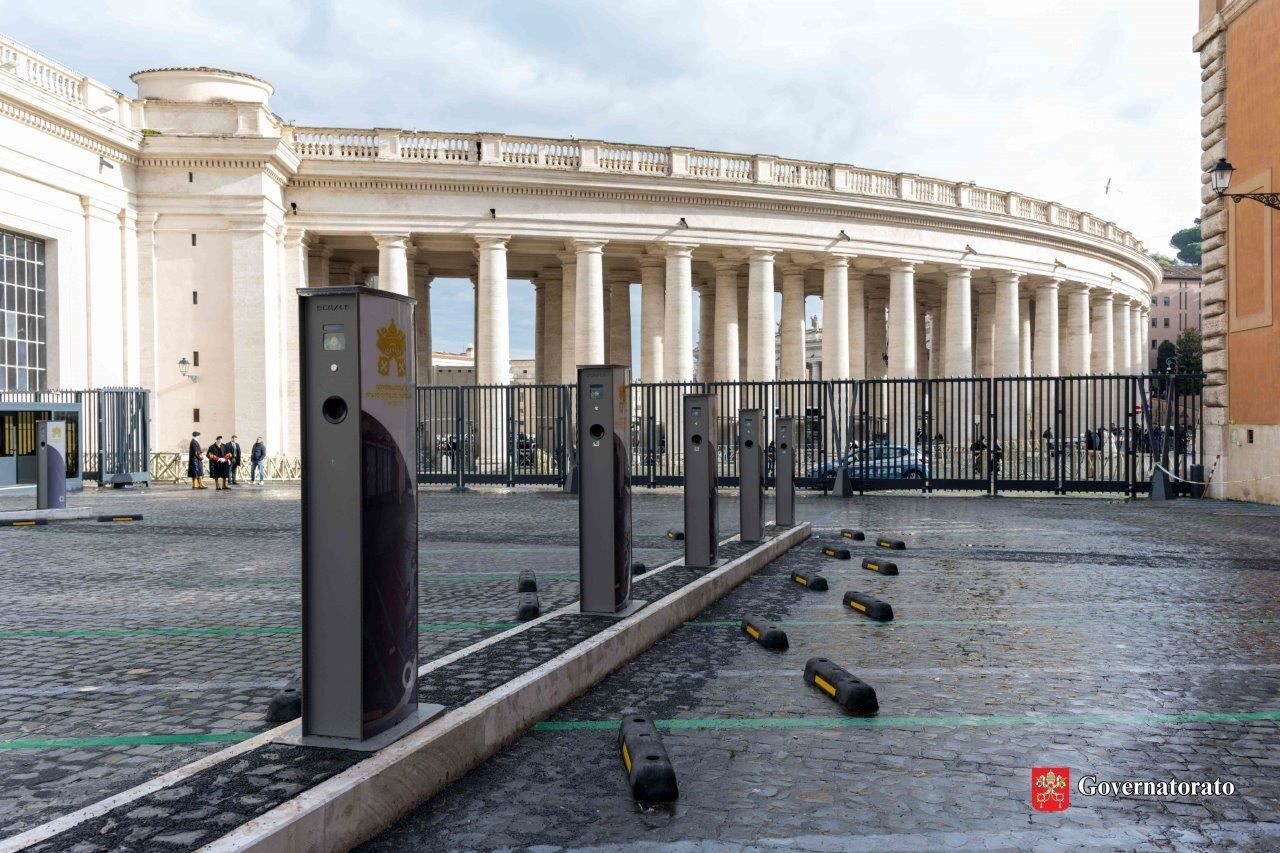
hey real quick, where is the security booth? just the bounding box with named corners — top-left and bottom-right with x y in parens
top-left (683, 393), bottom-right (718, 568)
top-left (577, 365), bottom-right (644, 617)
top-left (293, 285), bottom-right (441, 750)
top-left (739, 409), bottom-right (765, 542)
top-left (0, 401), bottom-right (83, 492)
top-left (775, 416), bottom-right (796, 527)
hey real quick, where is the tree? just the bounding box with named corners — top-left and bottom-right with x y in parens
top-left (1175, 327), bottom-right (1203, 393)
top-left (1156, 339), bottom-right (1177, 372)
top-left (1148, 252), bottom-right (1178, 268)
top-left (1170, 219), bottom-right (1202, 266)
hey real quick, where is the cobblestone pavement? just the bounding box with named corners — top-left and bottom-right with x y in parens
top-left (0, 484), bottom-right (687, 838)
top-left (364, 496), bottom-right (1280, 852)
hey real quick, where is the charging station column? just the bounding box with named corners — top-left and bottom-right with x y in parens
top-left (36, 420), bottom-right (66, 510)
top-left (683, 394), bottom-right (718, 568)
top-left (739, 408), bottom-right (764, 542)
top-left (775, 416), bottom-right (796, 527)
top-left (295, 285), bottom-right (441, 750)
top-left (577, 365), bottom-right (644, 616)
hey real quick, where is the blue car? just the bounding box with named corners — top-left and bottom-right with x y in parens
top-left (807, 444), bottom-right (929, 485)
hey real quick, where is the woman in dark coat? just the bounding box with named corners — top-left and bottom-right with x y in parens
top-left (188, 431), bottom-right (206, 489)
top-left (207, 436), bottom-right (229, 491)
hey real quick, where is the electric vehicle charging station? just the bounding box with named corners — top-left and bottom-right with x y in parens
top-left (293, 285), bottom-right (442, 750)
top-left (683, 394), bottom-right (718, 568)
top-left (577, 365), bottom-right (644, 617)
top-left (36, 420), bottom-right (66, 510)
top-left (775, 416), bottom-right (796, 527)
top-left (739, 409), bottom-right (765, 542)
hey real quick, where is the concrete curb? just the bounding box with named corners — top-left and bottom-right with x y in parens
top-left (0, 507), bottom-right (95, 522)
top-left (202, 522), bottom-right (809, 852)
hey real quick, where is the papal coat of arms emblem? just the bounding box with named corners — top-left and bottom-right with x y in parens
top-left (1031, 767), bottom-right (1070, 811)
top-left (376, 319), bottom-right (407, 377)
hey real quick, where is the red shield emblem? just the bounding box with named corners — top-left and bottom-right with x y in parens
top-left (1031, 767), bottom-right (1070, 811)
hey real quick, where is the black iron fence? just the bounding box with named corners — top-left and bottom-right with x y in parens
top-left (0, 387), bottom-right (150, 484)
top-left (414, 375), bottom-right (1203, 496)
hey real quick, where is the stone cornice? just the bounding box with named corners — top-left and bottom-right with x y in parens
top-left (0, 92), bottom-right (140, 164)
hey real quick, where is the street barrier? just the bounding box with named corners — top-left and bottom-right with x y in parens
top-left (821, 546), bottom-right (851, 560)
top-left (517, 571), bottom-right (538, 593)
top-left (741, 617), bottom-right (789, 650)
top-left (618, 711), bottom-right (679, 802)
top-left (804, 657), bottom-right (878, 714)
top-left (841, 529), bottom-right (866, 541)
top-left (97, 514), bottom-right (142, 522)
top-left (877, 537), bottom-right (906, 550)
top-left (790, 569), bottom-right (828, 591)
top-left (0, 518), bottom-right (46, 527)
top-left (666, 529), bottom-right (685, 541)
top-left (861, 557), bottom-right (899, 575)
top-left (843, 591), bottom-right (894, 621)
top-left (517, 592), bottom-right (541, 621)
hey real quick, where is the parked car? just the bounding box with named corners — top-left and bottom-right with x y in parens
top-left (805, 443), bottom-right (929, 486)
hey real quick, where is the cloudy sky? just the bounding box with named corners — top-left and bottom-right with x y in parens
top-left (7, 0), bottom-right (1202, 359)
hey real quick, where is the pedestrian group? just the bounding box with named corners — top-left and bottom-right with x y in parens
top-left (187, 432), bottom-right (268, 490)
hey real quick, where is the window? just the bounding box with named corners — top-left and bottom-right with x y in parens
top-left (191, 234), bottom-right (197, 246)
top-left (1163, 317), bottom-right (1170, 328)
top-left (1151, 340), bottom-right (1157, 350)
top-left (0, 229), bottom-right (47, 391)
top-left (1151, 296), bottom-right (1157, 305)
top-left (192, 291), bottom-right (198, 305)
top-left (192, 351), bottom-right (200, 367)
top-left (1163, 296), bottom-right (1170, 306)
top-left (1151, 318), bottom-right (1157, 327)
top-left (193, 408), bottom-right (200, 423)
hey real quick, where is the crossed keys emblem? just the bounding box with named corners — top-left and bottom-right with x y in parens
top-left (1034, 769), bottom-right (1067, 806)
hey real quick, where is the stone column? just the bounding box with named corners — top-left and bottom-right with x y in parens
top-left (558, 252), bottom-right (577, 384)
top-left (915, 305), bottom-right (929, 378)
top-left (412, 258), bottom-right (434, 384)
top-left (609, 272), bottom-right (633, 369)
top-left (697, 282), bottom-right (715, 380)
top-left (822, 255), bottom-right (851, 380)
top-left (993, 271), bottom-right (1021, 377)
top-left (1112, 299), bottom-right (1131, 375)
top-left (307, 242), bottom-right (332, 287)
top-left (639, 254), bottom-right (665, 382)
top-left (1131, 301), bottom-right (1147, 375)
top-left (475, 237), bottom-right (510, 385)
top-left (713, 259), bottom-right (740, 381)
top-left (663, 243), bottom-right (697, 381)
top-left (374, 234), bottom-right (411, 296)
top-left (974, 290), bottom-right (995, 378)
top-left (1019, 295), bottom-right (1033, 376)
top-left (533, 280), bottom-right (547, 383)
top-left (1090, 291), bottom-right (1114, 374)
top-left (1063, 284), bottom-right (1092, 375)
top-left (886, 262), bottom-right (917, 378)
top-left (944, 266), bottom-right (973, 377)
top-left (1033, 280), bottom-right (1060, 376)
top-left (573, 239), bottom-right (607, 366)
top-left (847, 268), bottom-right (867, 380)
top-left (541, 268), bottom-right (563, 383)
top-left (778, 263), bottom-right (807, 380)
top-left (866, 290), bottom-right (887, 378)
top-left (747, 250), bottom-right (777, 381)
top-left (737, 275), bottom-right (749, 378)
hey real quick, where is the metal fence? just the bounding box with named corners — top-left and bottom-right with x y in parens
top-left (414, 375), bottom-right (1202, 496)
top-left (0, 387), bottom-right (150, 484)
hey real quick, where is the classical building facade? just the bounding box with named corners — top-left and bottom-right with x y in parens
top-left (1195, 0), bottom-right (1280, 503)
top-left (1148, 266), bottom-right (1203, 369)
top-left (0, 34), bottom-right (1160, 459)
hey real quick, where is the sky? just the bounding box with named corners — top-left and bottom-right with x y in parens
top-left (5, 0), bottom-right (1203, 360)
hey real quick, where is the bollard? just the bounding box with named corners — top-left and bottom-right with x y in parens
top-left (739, 409), bottom-right (765, 543)
top-left (517, 592), bottom-right (541, 621)
top-left (843, 591), bottom-right (894, 621)
top-left (618, 710), bottom-right (679, 802)
top-left (683, 394), bottom-right (718, 567)
top-left (803, 657), bottom-right (878, 714)
top-left (841, 529), bottom-right (866, 541)
top-left (876, 537), bottom-right (906, 550)
top-left (741, 617), bottom-right (789, 650)
top-left (821, 546), bottom-right (851, 560)
top-left (861, 557), bottom-right (899, 575)
top-left (790, 570), bottom-right (828, 591)
top-left (517, 570), bottom-right (538, 593)
top-left (774, 417), bottom-right (796, 527)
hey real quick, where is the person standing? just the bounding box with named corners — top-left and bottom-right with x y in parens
top-left (250, 436), bottom-right (266, 484)
top-left (228, 435), bottom-right (242, 486)
top-left (207, 435), bottom-right (228, 491)
top-left (188, 431), bottom-right (206, 490)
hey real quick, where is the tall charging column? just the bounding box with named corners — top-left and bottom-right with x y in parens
top-left (739, 409), bottom-right (765, 542)
top-left (683, 394), bottom-right (718, 568)
top-left (295, 285), bottom-right (441, 750)
top-left (36, 420), bottom-right (66, 510)
top-left (775, 416), bottom-right (796, 527)
top-left (577, 365), bottom-right (644, 616)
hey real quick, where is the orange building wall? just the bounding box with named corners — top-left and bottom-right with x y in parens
top-left (1225, 0), bottom-right (1280, 424)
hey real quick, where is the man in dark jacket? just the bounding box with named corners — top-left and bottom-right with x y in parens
top-left (188, 431), bottom-right (206, 490)
top-left (250, 437), bottom-right (266, 484)
top-left (227, 435), bottom-right (242, 485)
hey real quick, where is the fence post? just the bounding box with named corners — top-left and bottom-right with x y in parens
top-left (924, 379), bottom-right (934, 494)
top-left (1054, 377), bottom-right (1065, 494)
top-left (645, 384), bottom-right (656, 488)
top-left (506, 385), bottom-right (516, 487)
top-left (986, 379), bottom-right (997, 496)
top-left (452, 386), bottom-right (467, 493)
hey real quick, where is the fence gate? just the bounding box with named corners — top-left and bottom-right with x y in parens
top-left (97, 388), bottom-right (151, 486)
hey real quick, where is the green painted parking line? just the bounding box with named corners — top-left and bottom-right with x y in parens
top-left (685, 616), bottom-right (1280, 628)
top-left (0, 622), bottom-right (518, 640)
top-left (0, 731), bottom-right (258, 750)
top-left (535, 709), bottom-right (1280, 733)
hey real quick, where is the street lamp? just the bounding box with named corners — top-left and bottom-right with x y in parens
top-left (1209, 158), bottom-right (1280, 210)
top-left (177, 357), bottom-right (197, 382)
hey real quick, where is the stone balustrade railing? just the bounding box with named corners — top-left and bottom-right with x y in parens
top-left (286, 125), bottom-right (1145, 252)
top-left (0, 33), bottom-right (132, 125)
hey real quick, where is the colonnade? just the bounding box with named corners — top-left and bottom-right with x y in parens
top-left (300, 235), bottom-right (1152, 388)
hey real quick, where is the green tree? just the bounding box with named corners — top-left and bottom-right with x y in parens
top-left (1156, 339), bottom-right (1177, 372)
top-left (1175, 327), bottom-right (1203, 393)
top-left (1170, 219), bottom-right (1202, 266)
top-left (1149, 252), bottom-right (1178, 268)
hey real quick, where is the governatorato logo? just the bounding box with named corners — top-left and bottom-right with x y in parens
top-left (1030, 767), bottom-right (1238, 810)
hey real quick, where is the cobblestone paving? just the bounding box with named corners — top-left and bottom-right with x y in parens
top-left (365, 496), bottom-right (1280, 851)
top-left (0, 484), bottom-right (686, 839)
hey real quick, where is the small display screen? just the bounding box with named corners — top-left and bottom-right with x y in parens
top-left (589, 384), bottom-right (604, 400)
top-left (322, 324), bottom-right (346, 351)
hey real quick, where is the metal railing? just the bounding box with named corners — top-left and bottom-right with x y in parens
top-left (413, 375), bottom-right (1202, 496)
top-left (0, 387), bottom-right (150, 484)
